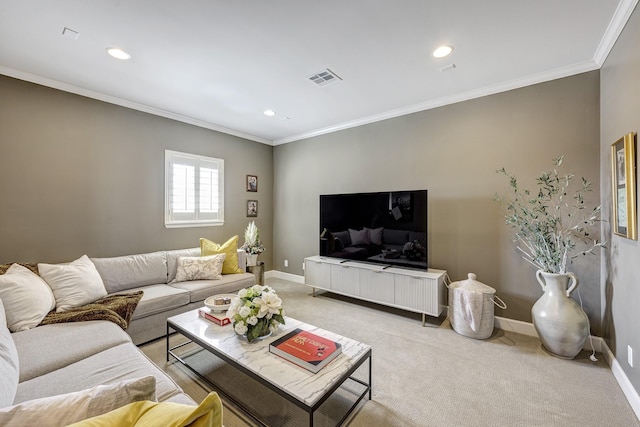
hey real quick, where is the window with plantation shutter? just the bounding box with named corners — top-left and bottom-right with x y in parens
top-left (165, 150), bottom-right (224, 227)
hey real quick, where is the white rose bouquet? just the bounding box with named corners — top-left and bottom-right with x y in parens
top-left (227, 285), bottom-right (285, 342)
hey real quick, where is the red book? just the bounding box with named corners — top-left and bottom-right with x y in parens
top-left (198, 308), bottom-right (230, 326)
top-left (269, 328), bottom-right (342, 373)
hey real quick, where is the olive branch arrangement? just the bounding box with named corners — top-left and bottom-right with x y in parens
top-left (495, 156), bottom-right (605, 274)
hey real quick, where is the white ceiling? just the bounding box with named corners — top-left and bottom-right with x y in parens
top-left (0, 1), bottom-right (636, 145)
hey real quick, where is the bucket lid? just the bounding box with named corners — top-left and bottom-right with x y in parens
top-left (449, 273), bottom-right (496, 294)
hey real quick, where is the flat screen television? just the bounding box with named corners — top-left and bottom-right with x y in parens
top-left (319, 190), bottom-right (427, 270)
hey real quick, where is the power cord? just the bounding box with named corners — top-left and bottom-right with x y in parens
top-left (576, 287), bottom-right (598, 362)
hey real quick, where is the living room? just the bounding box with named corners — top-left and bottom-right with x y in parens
top-left (1, 1), bottom-right (640, 425)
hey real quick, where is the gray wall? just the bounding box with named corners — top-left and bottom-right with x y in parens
top-left (0, 76), bottom-right (274, 269)
top-left (601, 4), bottom-right (640, 394)
top-left (2, 16), bottom-right (637, 394)
top-left (274, 71), bottom-right (602, 332)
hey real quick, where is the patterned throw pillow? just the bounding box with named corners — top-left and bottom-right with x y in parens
top-left (171, 254), bottom-right (226, 283)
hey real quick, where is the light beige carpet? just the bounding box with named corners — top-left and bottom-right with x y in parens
top-left (140, 278), bottom-right (640, 427)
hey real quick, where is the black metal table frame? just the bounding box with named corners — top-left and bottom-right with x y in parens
top-left (166, 321), bottom-right (372, 427)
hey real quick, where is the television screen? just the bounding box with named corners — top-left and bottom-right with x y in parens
top-left (319, 190), bottom-right (427, 270)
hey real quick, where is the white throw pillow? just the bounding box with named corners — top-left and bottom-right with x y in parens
top-left (38, 255), bottom-right (108, 312)
top-left (171, 254), bottom-right (226, 284)
top-left (0, 264), bottom-right (56, 332)
top-left (0, 376), bottom-right (156, 427)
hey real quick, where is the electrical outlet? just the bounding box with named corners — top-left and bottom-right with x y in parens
top-left (629, 345), bottom-right (634, 367)
top-left (284, 259), bottom-right (288, 268)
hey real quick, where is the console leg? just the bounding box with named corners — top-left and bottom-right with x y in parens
top-left (422, 313), bottom-right (426, 327)
top-left (368, 353), bottom-right (372, 399)
top-left (312, 287), bottom-right (316, 297)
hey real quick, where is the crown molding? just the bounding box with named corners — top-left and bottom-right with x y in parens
top-left (0, 66), bottom-right (272, 145)
top-left (5, 0), bottom-right (636, 149)
top-left (593, 0), bottom-right (639, 66)
top-left (273, 60), bottom-right (600, 145)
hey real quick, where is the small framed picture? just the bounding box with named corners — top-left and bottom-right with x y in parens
top-left (247, 175), bottom-right (258, 192)
top-left (611, 132), bottom-right (637, 240)
top-left (247, 200), bottom-right (258, 217)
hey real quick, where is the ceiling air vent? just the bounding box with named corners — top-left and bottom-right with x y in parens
top-left (307, 69), bottom-right (342, 87)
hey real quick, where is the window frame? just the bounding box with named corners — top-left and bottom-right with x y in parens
top-left (165, 149), bottom-right (224, 228)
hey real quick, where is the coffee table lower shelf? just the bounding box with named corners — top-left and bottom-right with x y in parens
top-left (166, 319), bottom-right (372, 427)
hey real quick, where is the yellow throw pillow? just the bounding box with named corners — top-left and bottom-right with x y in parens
top-left (200, 236), bottom-right (243, 274)
top-left (67, 392), bottom-right (223, 427)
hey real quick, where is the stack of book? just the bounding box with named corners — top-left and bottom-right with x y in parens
top-left (198, 307), bottom-right (230, 326)
top-left (269, 328), bottom-right (342, 373)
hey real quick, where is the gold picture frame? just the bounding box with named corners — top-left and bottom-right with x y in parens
top-left (611, 132), bottom-right (637, 240)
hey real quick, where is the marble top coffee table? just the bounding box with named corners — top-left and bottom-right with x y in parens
top-left (167, 309), bottom-right (372, 427)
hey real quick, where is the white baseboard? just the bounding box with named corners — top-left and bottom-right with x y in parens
top-left (494, 315), bottom-right (537, 337)
top-left (267, 270), bottom-right (304, 284)
top-left (493, 315), bottom-right (606, 353)
top-left (267, 270), bottom-right (639, 421)
top-left (600, 340), bottom-right (640, 420)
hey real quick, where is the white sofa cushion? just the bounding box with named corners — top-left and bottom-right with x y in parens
top-left (169, 273), bottom-right (256, 303)
top-left (14, 343), bottom-right (186, 404)
top-left (12, 321), bottom-right (131, 383)
top-left (128, 284), bottom-right (190, 320)
top-left (0, 264), bottom-right (55, 331)
top-left (91, 251), bottom-right (168, 293)
top-left (0, 298), bottom-right (19, 408)
top-left (38, 255), bottom-right (107, 312)
top-left (0, 376), bottom-right (156, 426)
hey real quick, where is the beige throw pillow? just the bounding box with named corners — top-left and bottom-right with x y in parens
top-left (0, 263), bottom-right (56, 331)
top-left (0, 376), bottom-right (156, 426)
top-left (171, 254), bottom-right (226, 283)
top-left (38, 255), bottom-right (108, 312)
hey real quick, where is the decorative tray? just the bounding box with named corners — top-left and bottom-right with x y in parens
top-left (204, 293), bottom-right (238, 312)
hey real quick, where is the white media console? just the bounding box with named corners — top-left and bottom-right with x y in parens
top-left (304, 256), bottom-right (447, 326)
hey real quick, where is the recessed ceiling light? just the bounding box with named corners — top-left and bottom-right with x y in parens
top-left (106, 47), bottom-right (131, 60)
top-left (264, 109), bottom-right (276, 117)
top-left (433, 45), bottom-right (453, 58)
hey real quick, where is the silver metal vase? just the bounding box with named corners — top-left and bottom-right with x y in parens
top-left (531, 270), bottom-right (589, 359)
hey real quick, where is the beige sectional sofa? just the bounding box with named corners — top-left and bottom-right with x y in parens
top-left (0, 245), bottom-right (256, 425)
top-left (0, 298), bottom-right (199, 425)
top-left (91, 247), bottom-right (255, 344)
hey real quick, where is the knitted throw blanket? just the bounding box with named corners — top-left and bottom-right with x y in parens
top-left (39, 291), bottom-right (144, 331)
top-left (1, 262), bottom-right (143, 331)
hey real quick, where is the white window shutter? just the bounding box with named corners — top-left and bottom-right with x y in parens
top-left (165, 150), bottom-right (224, 227)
